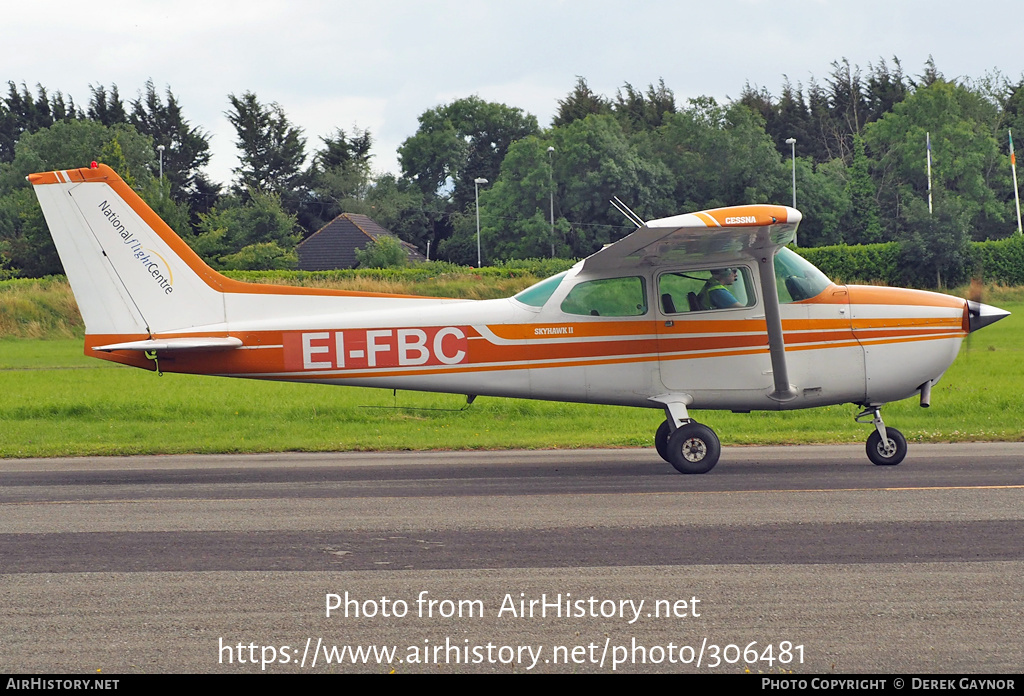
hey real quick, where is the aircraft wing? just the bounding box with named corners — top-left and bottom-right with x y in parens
top-left (582, 204), bottom-right (800, 272)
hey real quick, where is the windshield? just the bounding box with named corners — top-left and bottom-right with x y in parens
top-left (773, 247), bottom-right (832, 302)
top-left (513, 272), bottom-right (567, 307)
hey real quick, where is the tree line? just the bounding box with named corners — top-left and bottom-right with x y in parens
top-left (2, 57), bottom-right (1023, 287)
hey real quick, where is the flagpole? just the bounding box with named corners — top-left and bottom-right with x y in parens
top-left (926, 131), bottom-right (933, 215)
top-left (1011, 130), bottom-right (1022, 235)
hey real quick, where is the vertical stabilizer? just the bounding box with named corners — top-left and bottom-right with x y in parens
top-left (29, 165), bottom-right (227, 336)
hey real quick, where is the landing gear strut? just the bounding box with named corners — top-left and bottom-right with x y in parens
top-left (855, 405), bottom-right (907, 466)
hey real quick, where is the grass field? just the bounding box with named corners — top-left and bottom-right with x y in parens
top-left (1, 296), bottom-right (1021, 457)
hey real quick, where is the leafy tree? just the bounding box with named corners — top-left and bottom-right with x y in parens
top-left (918, 56), bottom-right (943, 87)
top-left (398, 96), bottom-right (539, 211)
top-left (0, 119), bottom-right (154, 191)
top-left (129, 80), bottom-right (217, 216)
top-left (775, 80), bottom-right (815, 158)
top-left (841, 134), bottom-right (883, 244)
top-left (99, 136), bottom-right (136, 186)
top-left (0, 120), bottom-right (156, 276)
top-left (0, 83), bottom-right (79, 163)
top-left (225, 92), bottom-right (307, 210)
top-left (789, 157), bottom-right (849, 247)
top-left (303, 127), bottom-right (374, 231)
top-left (650, 99), bottom-right (786, 213)
top-left (316, 127), bottom-right (372, 172)
top-left (353, 173), bottom-right (437, 252)
top-left (1002, 79), bottom-right (1024, 137)
top-left (898, 192), bottom-right (972, 287)
top-left (865, 57), bottom-right (911, 123)
top-left (552, 76), bottom-right (612, 127)
top-left (0, 187), bottom-right (56, 277)
top-left (190, 189), bottom-right (300, 269)
top-left (548, 114), bottom-right (671, 256)
top-left (436, 210), bottom-right (480, 265)
top-left (87, 84), bottom-right (127, 126)
top-left (220, 242), bottom-right (297, 271)
top-left (474, 136), bottom-right (571, 261)
top-left (823, 58), bottom-right (869, 162)
top-left (355, 235), bottom-right (407, 268)
top-left (864, 78), bottom-right (1008, 240)
top-left (738, 80), bottom-right (819, 161)
top-left (613, 79), bottom-right (676, 132)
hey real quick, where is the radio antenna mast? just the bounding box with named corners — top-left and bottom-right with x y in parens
top-left (610, 196), bottom-right (644, 228)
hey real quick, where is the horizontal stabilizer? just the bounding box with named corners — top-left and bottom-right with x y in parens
top-left (93, 337), bottom-right (243, 352)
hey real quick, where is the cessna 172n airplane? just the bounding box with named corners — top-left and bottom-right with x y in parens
top-left (30, 163), bottom-right (1009, 473)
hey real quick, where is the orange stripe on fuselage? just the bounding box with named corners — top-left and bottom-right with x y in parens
top-left (82, 306), bottom-right (964, 381)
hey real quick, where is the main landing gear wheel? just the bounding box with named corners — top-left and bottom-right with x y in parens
top-left (666, 422), bottom-right (721, 474)
top-left (654, 420), bottom-right (671, 463)
top-left (866, 428), bottom-right (907, 466)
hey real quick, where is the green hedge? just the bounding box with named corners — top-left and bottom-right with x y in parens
top-left (796, 236), bottom-right (1024, 286)
top-left (966, 236), bottom-right (1024, 285)
top-left (795, 243), bottom-right (901, 284)
top-left (224, 258), bottom-right (577, 284)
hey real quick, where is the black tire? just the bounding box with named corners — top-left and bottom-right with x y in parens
top-left (666, 422), bottom-right (721, 474)
top-left (866, 427), bottom-right (907, 466)
top-left (654, 420), bottom-right (672, 463)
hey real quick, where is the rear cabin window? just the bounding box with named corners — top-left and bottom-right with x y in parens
top-left (658, 267), bottom-right (755, 313)
top-left (560, 276), bottom-right (647, 317)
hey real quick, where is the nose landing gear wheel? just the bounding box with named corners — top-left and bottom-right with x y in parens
top-left (666, 422), bottom-right (721, 474)
top-left (866, 428), bottom-right (907, 466)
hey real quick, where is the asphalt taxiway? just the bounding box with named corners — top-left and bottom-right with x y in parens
top-left (2, 444), bottom-right (1022, 673)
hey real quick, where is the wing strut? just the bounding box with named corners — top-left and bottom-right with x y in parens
top-left (756, 253), bottom-right (797, 401)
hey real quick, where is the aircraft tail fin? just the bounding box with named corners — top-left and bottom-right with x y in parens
top-left (29, 164), bottom-right (227, 337)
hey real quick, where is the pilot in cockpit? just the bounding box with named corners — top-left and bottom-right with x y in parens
top-left (698, 268), bottom-right (744, 309)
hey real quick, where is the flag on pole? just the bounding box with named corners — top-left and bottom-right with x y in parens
top-left (926, 132), bottom-right (933, 215)
top-left (1011, 130), bottom-right (1022, 235)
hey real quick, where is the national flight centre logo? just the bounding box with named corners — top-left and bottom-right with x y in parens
top-left (98, 200), bottom-right (175, 295)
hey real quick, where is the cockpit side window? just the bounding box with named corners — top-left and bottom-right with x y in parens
top-left (658, 267), bottom-right (755, 313)
top-left (560, 276), bottom-right (647, 317)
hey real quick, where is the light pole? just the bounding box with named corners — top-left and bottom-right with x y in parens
top-left (474, 177), bottom-right (488, 267)
top-left (785, 137), bottom-right (797, 246)
top-left (784, 138), bottom-right (796, 208)
top-left (157, 144), bottom-right (165, 198)
top-left (547, 146), bottom-right (555, 257)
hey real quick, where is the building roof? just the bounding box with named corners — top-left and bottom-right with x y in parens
top-left (296, 213), bottom-right (425, 270)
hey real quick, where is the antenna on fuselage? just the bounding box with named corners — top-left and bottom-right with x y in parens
top-left (610, 196), bottom-right (644, 228)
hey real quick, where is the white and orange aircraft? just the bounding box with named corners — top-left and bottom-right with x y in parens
top-left (30, 163), bottom-right (1009, 473)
